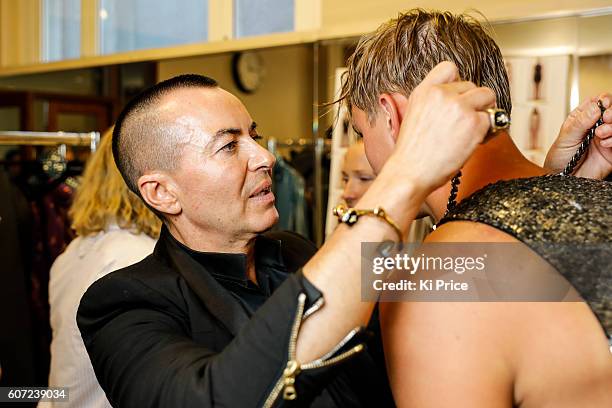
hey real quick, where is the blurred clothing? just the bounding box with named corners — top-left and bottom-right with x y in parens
top-left (273, 156), bottom-right (309, 237)
top-left (40, 224), bottom-right (156, 408)
top-left (0, 169), bottom-right (35, 387)
top-left (30, 182), bottom-right (75, 382)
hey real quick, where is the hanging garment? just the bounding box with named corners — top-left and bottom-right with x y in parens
top-left (0, 169), bottom-right (36, 387)
top-left (28, 182), bottom-right (75, 383)
top-left (289, 146), bottom-right (331, 240)
top-left (272, 155), bottom-right (309, 238)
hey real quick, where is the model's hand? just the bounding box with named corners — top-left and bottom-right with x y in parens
top-left (545, 94), bottom-right (612, 179)
top-left (386, 61), bottom-right (496, 193)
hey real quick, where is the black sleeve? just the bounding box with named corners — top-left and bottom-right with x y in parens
top-left (77, 270), bottom-right (355, 408)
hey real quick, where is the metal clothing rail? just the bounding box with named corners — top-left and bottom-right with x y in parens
top-left (266, 137), bottom-right (330, 151)
top-left (0, 131), bottom-right (100, 151)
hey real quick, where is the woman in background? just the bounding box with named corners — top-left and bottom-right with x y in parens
top-left (40, 129), bottom-right (161, 408)
top-left (341, 140), bottom-right (433, 243)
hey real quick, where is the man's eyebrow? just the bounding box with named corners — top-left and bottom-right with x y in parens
top-left (214, 122), bottom-right (257, 138)
top-left (214, 127), bottom-right (242, 137)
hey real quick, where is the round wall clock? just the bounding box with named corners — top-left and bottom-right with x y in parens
top-left (232, 51), bottom-right (266, 94)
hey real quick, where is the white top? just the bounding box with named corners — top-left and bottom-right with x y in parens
top-left (39, 225), bottom-right (156, 408)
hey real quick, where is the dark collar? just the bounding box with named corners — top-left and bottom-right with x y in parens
top-left (153, 225), bottom-right (284, 336)
top-left (169, 232), bottom-right (285, 284)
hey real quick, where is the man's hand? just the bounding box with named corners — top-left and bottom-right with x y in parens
top-left (545, 94), bottom-right (612, 179)
top-left (299, 62), bottom-right (495, 362)
top-left (387, 61), bottom-right (496, 192)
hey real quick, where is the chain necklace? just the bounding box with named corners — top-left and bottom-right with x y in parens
top-left (433, 100), bottom-right (605, 231)
top-left (560, 100), bottom-right (605, 176)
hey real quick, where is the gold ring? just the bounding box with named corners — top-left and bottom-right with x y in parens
top-left (486, 108), bottom-right (510, 133)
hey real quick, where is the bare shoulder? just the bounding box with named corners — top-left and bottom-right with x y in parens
top-left (380, 300), bottom-right (516, 406)
top-left (510, 302), bottom-right (612, 407)
top-left (381, 298), bottom-right (611, 407)
top-left (381, 221), bottom-right (612, 407)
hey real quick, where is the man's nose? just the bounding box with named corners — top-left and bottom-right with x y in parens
top-left (248, 140), bottom-right (276, 171)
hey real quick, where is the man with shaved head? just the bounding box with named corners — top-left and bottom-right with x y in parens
top-left (78, 74), bottom-right (394, 408)
top-left (110, 77), bottom-right (218, 197)
top-left (112, 75), bottom-right (280, 253)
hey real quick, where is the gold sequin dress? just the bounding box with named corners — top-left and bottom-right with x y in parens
top-left (439, 175), bottom-right (612, 340)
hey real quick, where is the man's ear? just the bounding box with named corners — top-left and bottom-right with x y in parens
top-left (138, 172), bottom-right (182, 216)
top-left (378, 93), bottom-right (409, 142)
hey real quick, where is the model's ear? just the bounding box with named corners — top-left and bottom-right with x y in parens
top-left (138, 172), bottom-right (182, 216)
top-left (378, 93), bottom-right (409, 142)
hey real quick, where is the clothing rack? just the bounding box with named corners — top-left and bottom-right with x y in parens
top-left (267, 137), bottom-right (330, 245)
top-left (0, 131), bottom-right (100, 151)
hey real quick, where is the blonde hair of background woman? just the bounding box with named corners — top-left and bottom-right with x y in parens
top-left (69, 128), bottom-right (161, 238)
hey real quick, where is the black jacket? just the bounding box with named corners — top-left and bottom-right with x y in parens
top-left (77, 227), bottom-right (393, 407)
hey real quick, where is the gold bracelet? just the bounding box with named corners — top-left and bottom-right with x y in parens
top-left (333, 203), bottom-right (403, 242)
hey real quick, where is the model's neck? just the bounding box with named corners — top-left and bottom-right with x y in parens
top-left (167, 222), bottom-right (259, 283)
top-left (428, 131), bottom-right (549, 221)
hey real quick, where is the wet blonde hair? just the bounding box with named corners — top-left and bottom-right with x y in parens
top-left (339, 9), bottom-right (511, 120)
top-left (70, 127), bottom-right (161, 238)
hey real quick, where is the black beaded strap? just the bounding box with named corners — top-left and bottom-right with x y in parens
top-left (443, 170), bottom-right (462, 219)
top-left (561, 100), bottom-right (605, 176)
top-left (433, 170), bottom-right (462, 230)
